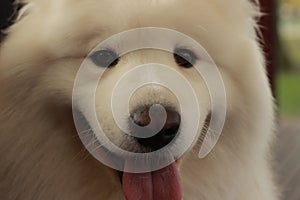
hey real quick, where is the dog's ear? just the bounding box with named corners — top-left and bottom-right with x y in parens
top-left (246, 0), bottom-right (261, 17)
top-left (243, 0), bottom-right (263, 34)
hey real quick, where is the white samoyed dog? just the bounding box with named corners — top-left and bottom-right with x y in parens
top-left (0, 0), bottom-right (279, 200)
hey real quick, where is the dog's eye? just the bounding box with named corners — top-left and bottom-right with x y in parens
top-left (90, 50), bottom-right (119, 68)
top-left (173, 48), bottom-right (197, 68)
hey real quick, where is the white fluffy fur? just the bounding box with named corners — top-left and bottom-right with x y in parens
top-left (0, 0), bottom-right (279, 199)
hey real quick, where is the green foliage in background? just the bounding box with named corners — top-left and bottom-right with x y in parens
top-left (281, 0), bottom-right (300, 7)
top-left (277, 2), bottom-right (300, 118)
top-left (277, 73), bottom-right (300, 117)
top-left (280, 16), bottom-right (300, 71)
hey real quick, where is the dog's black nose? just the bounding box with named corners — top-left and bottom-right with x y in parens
top-left (130, 107), bottom-right (180, 150)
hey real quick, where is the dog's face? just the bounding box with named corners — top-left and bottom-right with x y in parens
top-left (0, 0), bottom-right (272, 199)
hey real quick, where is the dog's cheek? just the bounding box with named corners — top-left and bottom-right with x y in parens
top-left (36, 59), bottom-right (83, 105)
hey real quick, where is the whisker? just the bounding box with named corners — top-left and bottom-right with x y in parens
top-left (82, 141), bottom-right (110, 161)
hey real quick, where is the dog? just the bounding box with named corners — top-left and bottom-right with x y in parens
top-left (0, 0), bottom-right (279, 199)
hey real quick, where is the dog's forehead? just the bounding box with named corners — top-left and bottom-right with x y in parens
top-left (29, 1), bottom-right (222, 42)
top-left (16, 1), bottom-right (216, 55)
top-left (20, 0), bottom-right (258, 30)
top-left (31, 0), bottom-right (255, 33)
top-left (1, 0), bottom-right (258, 67)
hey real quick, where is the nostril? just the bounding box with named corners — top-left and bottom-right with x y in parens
top-left (132, 109), bottom-right (151, 127)
top-left (131, 107), bottom-right (181, 150)
top-left (162, 123), bottom-right (180, 138)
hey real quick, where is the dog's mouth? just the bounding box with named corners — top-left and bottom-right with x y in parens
top-left (111, 107), bottom-right (184, 200)
top-left (103, 113), bottom-right (210, 200)
top-left (74, 107), bottom-right (210, 200)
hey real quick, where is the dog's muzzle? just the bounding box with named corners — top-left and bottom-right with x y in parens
top-left (129, 105), bottom-right (181, 151)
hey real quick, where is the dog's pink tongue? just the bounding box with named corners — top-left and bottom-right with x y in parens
top-left (122, 163), bottom-right (182, 200)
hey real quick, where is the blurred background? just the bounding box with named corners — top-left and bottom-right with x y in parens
top-left (275, 0), bottom-right (300, 199)
top-left (0, 0), bottom-right (299, 199)
top-left (278, 0), bottom-right (300, 117)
